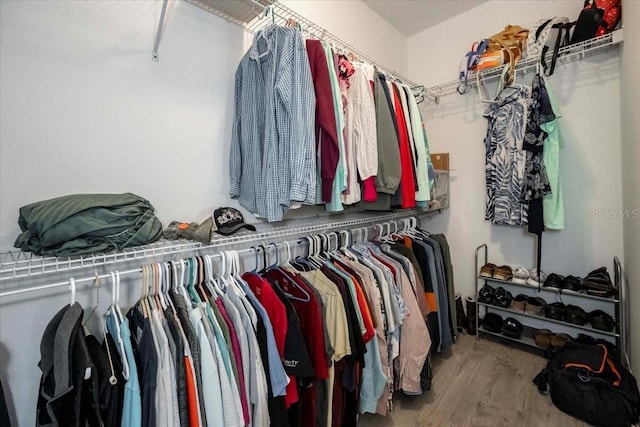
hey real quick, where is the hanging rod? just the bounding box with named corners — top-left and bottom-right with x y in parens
top-left (0, 210), bottom-right (431, 282)
top-left (0, 216), bottom-right (416, 298)
top-left (427, 29), bottom-right (624, 100)
top-left (152, 0), bottom-right (437, 103)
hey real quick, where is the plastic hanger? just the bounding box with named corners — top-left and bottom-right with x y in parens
top-left (309, 235), bottom-right (325, 267)
top-left (149, 264), bottom-right (160, 312)
top-left (156, 263), bottom-right (168, 311)
top-left (69, 277), bottom-right (76, 305)
top-left (82, 274), bottom-right (102, 332)
top-left (185, 258), bottom-right (201, 305)
top-left (79, 273), bottom-right (117, 386)
top-left (249, 246), bottom-right (260, 273)
top-left (200, 254), bottom-right (218, 300)
top-left (269, 243), bottom-right (311, 303)
top-left (257, 244), bottom-right (269, 273)
top-left (140, 266), bottom-right (150, 318)
top-left (195, 256), bottom-right (213, 301)
top-left (171, 259), bottom-right (189, 302)
top-left (106, 271), bottom-right (130, 380)
top-left (226, 250), bottom-right (247, 298)
top-left (108, 272), bottom-right (122, 325)
top-left (162, 263), bottom-right (177, 313)
top-left (145, 264), bottom-right (157, 313)
top-left (267, 242), bottom-right (280, 269)
top-left (289, 239), bottom-right (311, 271)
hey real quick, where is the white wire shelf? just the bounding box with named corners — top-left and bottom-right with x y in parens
top-left (0, 210), bottom-right (433, 282)
top-left (185, 0), bottom-right (273, 26)
top-left (175, 0), bottom-right (432, 100)
top-left (428, 29), bottom-right (624, 100)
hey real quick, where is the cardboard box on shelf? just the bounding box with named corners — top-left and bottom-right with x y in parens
top-left (430, 153), bottom-right (449, 171)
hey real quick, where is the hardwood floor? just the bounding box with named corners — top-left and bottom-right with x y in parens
top-left (357, 333), bottom-right (587, 427)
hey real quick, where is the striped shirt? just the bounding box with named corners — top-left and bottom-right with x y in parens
top-left (230, 25), bottom-right (316, 221)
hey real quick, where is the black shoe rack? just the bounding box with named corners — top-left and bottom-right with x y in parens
top-left (474, 243), bottom-right (629, 366)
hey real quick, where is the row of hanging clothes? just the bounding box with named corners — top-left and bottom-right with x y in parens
top-left (229, 18), bottom-right (436, 222)
top-left (35, 219), bottom-right (456, 427)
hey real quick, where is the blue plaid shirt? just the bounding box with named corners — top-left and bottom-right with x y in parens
top-left (230, 25), bottom-right (317, 221)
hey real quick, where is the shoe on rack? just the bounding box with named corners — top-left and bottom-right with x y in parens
top-left (510, 294), bottom-right (527, 312)
top-left (512, 266), bottom-right (530, 284)
top-left (493, 287), bottom-right (513, 308)
top-left (564, 305), bottom-right (588, 325)
top-left (525, 296), bottom-right (546, 316)
top-left (543, 273), bottom-right (563, 289)
top-left (550, 333), bottom-right (573, 348)
top-left (493, 265), bottom-right (513, 281)
top-left (533, 329), bottom-right (553, 348)
top-left (502, 317), bottom-right (523, 339)
top-left (560, 275), bottom-right (583, 292)
top-left (575, 333), bottom-right (597, 345)
top-left (480, 263), bottom-right (496, 278)
top-left (589, 310), bottom-right (614, 332)
top-left (478, 285), bottom-right (496, 304)
top-left (545, 302), bottom-right (566, 320)
top-left (527, 268), bottom-right (547, 287)
top-left (583, 267), bottom-right (615, 297)
top-left (482, 312), bottom-right (504, 333)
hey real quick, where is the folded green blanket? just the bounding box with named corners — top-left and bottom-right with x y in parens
top-left (15, 193), bottom-right (163, 256)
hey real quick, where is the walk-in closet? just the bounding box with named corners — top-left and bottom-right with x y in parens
top-left (0, 0), bottom-right (638, 426)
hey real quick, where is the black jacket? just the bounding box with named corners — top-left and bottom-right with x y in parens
top-left (36, 303), bottom-right (103, 427)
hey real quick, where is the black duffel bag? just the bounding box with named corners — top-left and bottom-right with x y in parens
top-left (534, 343), bottom-right (640, 427)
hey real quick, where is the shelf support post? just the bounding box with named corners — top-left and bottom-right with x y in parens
top-left (152, 0), bottom-right (170, 62)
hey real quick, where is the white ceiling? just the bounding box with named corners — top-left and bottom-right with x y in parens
top-left (363, 0), bottom-right (489, 37)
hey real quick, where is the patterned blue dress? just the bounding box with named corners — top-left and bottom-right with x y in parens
top-left (483, 86), bottom-right (531, 226)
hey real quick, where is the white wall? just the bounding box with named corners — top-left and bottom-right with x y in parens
top-left (408, 0), bottom-right (625, 299)
top-left (0, 1), bottom-right (407, 424)
top-left (620, 0), bottom-right (640, 372)
top-left (0, 0), bottom-right (244, 252)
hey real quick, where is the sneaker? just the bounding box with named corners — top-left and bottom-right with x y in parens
top-left (480, 263), bottom-right (496, 278)
top-left (482, 312), bottom-right (504, 333)
top-left (493, 287), bottom-right (513, 308)
top-left (533, 329), bottom-right (553, 348)
top-left (543, 273), bottom-right (563, 289)
top-left (560, 275), bottom-right (583, 292)
top-left (512, 266), bottom-right (530, 284)
top-left (564, 305), bottom-right (588, 325)
top-left (525, 296), bottom-right (546, 316)
top-left (510, 294), bottom-right (527, 312)
top-left (478, 285), bottom-right (496, 304)
top-left (544, 302), bottom-right (566, 320)
top-left (501, 317), bottom-right (523, 339)
top-left (589, 310), bottom-right (614, 332)
top-left (550, 333), bottom-right (573, 348)
top-left (527, 268), bottom-right (547, 287)
top-left (493, 265), bottom-right (513, 281)
top-left (583, 267), bottom-right (614, 296)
